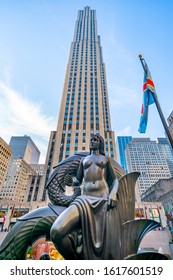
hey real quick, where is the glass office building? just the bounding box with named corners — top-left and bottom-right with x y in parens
top-left (9, 136), bottom-right (40, 164)
top-left (125, 138), bottom-right (171, 196)
top-left (116, 136), bottom-right (132, 173)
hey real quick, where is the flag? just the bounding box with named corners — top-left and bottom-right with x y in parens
top-left (11, 205), bottom-right (15, 215)
top-left (138, 61), bottom-right (156, 133)
top-left (9, 205), bottom-right (15, 221)
top-left (1, 206), bottom-right (8, 230)
top-left (149, 208), bottom-right (155, 220)
top-left (2, 215), bottom-right (6, 223)
top-left (157, 206), bottom-right (162, 224)
top-left (2, 215), bottom-right (6, 229)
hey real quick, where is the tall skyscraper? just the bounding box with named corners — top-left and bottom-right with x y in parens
top-left (42, 6), bottom-right (116, 200)
top-left (125, 138), bottom-right (171, 196)
top-left (0, 138), bottom-right (12, 192)
top-left (27, 164), bottom-right (45, 203)
top-left (9, 136), bottom-right (40, 164)
top-left (0, 136), bottom-right (41, 202)
top-left (116, 136), bottom-right (132, 173)
top-left (156, 138), bottom-right (173, 177)
top-left (0, 158), bottom-right (36, 202)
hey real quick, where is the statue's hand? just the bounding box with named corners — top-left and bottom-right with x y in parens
top-left (64, 174), bottom-right (73, 186)
top-left (108, 192), bottom-right (117, 209)
top-left (108, 179), bottom-right (118, 209)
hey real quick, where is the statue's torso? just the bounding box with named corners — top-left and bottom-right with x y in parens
top-left (82, 154), bottom-right (109, 198)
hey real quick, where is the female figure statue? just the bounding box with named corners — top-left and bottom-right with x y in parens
top-left (50, 134), bottom-right (121, 259)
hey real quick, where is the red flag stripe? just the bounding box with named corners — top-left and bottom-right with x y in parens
top-left (143, 79), bottom-right (155, 92)
top-left (143, 82), bottom-right (147, 91)
top-left (3, 216), bottom-right (6, 223)
top-left (147, 78), bottom-right (155, 88)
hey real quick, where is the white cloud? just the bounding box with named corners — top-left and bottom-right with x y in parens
top-left (109, 84), bottom-right (139, 108)
top-left (108, 28), bottom-right (134, 64)
top-left (0, 82), bottom-right (56, 163)
top-left (115, 126), bottom-right (132, 136)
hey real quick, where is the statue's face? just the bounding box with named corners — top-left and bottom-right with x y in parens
top-left (90, 136), bottom-right (100, 151)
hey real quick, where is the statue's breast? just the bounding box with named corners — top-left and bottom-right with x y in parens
top-left (83, 158), bottom-right (107, 170)
top-left (95, 160), bottom-right (107, 168)
top-left (83, 160), bottom-right (93, 169)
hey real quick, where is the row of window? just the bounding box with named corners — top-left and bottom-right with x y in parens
top-left (76, 15), bottom-right (96, 41)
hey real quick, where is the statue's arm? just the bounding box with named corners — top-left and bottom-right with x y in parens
top-left (64, 158), bottom-right (84, 187)
top-left (108, 178), bottom-right (118, 208)
top-left (107, 158), bottom-right (119, 208)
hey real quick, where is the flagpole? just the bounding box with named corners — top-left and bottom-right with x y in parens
top-left (138, 54), bottom-right (173, 153)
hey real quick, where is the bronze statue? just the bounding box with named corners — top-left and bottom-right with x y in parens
top-left (0, 134), bottom-right (169, 260)
top-left (50, 134), bottom-right (120, 259)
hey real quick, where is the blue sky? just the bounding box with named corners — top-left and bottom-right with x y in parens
top-left (0, 0), bottom-right (173, 163)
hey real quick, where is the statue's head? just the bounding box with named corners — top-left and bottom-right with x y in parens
top-left (90, 134), bottom-right (105, 155)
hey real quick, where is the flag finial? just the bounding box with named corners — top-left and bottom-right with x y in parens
top-left (138, 54), bottom-right (142, 59)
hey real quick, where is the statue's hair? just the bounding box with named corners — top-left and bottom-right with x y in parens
top-left (90, 134), bottom-right (105, 155)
